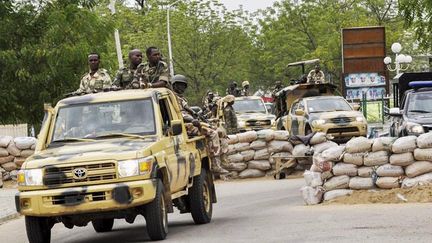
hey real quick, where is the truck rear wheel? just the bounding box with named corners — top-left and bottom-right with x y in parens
top-left (145, 179), bottom-right (168, 241)
top-left (25, 216), bottom-right (51, 243)
top-left (92, 218), bottom-right (114, 233)
top-left (188, 168), bottom-right (213, 224)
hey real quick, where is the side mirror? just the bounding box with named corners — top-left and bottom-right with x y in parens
top-left (389, 107), bottom-right (402, 116)
top-left (295, 109), bottom-right (305, 116)
top-left (171, 120), bottom-right (183, 136)
top-left (352, 104), bottom-right (361, 111)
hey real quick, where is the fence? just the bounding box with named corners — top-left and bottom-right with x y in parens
top-left (0, 124), bottom-right (28, 137)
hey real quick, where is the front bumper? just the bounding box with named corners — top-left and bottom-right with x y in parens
top-left (16, 179), bottom-right (157, 217)
top-left (313, 122), bottom-right (367, 139)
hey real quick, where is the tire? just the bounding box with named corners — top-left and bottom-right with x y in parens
top-left (25, 216), bottom-right (51, 243)
top-left (188, 168), bottom-right (213, 224)
top-left (92, 218), bottom-right (114, 233)
top-left (145, 179), bottom-right (168, 241)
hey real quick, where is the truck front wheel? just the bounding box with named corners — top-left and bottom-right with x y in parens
top-left (92, 218), bottom-right (114, 232)
top-left (188, 168), bottom-right (213, 224)
top-left (25, 216), bottom-right (51, 243)
top-left (144, 179), bottom-right (168, 241)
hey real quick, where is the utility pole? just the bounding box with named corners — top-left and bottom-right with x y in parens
top-left (167, 0), bottom-right (181, 77)
top-left (108, 0), bottom-right (124, 69)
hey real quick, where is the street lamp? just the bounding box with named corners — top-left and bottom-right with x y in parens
top-left (167, 0), bottom-right (181, 78)
top-left (108, 0), bottom-right (124, 69)
top-left (384, 42), bottom-right (412, 75)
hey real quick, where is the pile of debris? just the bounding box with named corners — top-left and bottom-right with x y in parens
top-left (301, 133), bottom-right (432, 205)
top-left (0, 136), bottom-right (36, 186)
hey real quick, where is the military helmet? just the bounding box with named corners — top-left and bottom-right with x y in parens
top-left (242, 80), bottom-right (250, 87)
top-left (224, 95), bottom-right (235, 103)
top-left (172, 74), bottom-right (187, 85)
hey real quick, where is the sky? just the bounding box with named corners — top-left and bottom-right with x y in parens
top-left (218, 0), bottom-right (278, 12)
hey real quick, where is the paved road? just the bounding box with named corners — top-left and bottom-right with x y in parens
top-left (1, 178), bottom-right (432, 242)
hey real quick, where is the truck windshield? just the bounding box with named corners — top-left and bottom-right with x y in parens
top-left (233, 99), bottom-right (267, 113)
top-left (51, 99), bottom-right (156, 143)
top-left (407, 92), bottom-right (432, 114)
top-left (307, 98), bottom-right (352, 113)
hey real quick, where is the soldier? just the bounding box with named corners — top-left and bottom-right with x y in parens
top-left (132, 46), bottom-right (170, 89)
top-left (172, 75), bottom-right (228, 174)
top-left (203, 91), bottom-right (217, 118)
top-left (272, 81), bottom-right (283, 98)
top-left (240, 80), bottom-right (250, 96)
top-left (222, 95), bottom-right (238, 135)
top-left (226, 81), bottom-right (241, 97)
top-left (113, 49), bottom-right (143, 89)
top-left (307, 64), bottom-right (325, 83)
top-left (77, 53), bottom-right (112, 93)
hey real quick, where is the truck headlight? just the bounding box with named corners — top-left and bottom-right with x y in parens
top-left (312, 119), bottom-right (326, 127)
top-left (238, 121), bottom-right (246, 128)
top-left (406, 122), bottom-right (424, 135)
top-left (18, 169), bottom-right (44, 186)
top-left (356, 116), bottom-right (365, 122)
top-left (118, 157), bottom-right (154, 178)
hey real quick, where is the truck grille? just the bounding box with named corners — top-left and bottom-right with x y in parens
top-left (43, 162), bottom-right (117, 186)
top-left (330, 117), bottom-right (355, 124)
top-left (246, 120), bottom-right (271, 126)
top-left (50, 191), bottom-right (107, 205)
top-left (327, 127), bottom-right (359, 133)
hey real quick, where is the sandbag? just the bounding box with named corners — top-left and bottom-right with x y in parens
top-left (310, 132), bottom-right (327, 145)
top-left (405, 161), bottom-right (432, 178)
top-left (273, 130), bottom-right (289, 141)
top-left (14, 137), bottom-right (36, 150)
top-left (269, 152), bottom-right (292, 165)
top-left (349, 177), bottom-right (374, 190)
top-left (392, 136), bottom-right (417, 153)
top-left (250, 140), bottom-right (267, 150)
top-left (1, 162), bottom-right (17, 172)
top-left (254, 148), bottom-right (270, 160)
top-left (30, 144), bottom-right (36, 150)
top-left (313, 141), bottom-right (338, 154)
top-left (321, 171), bottom-right (333, 180)
top-left (20, 149), bottom-right (34, 158)
top-left (343, 153), bottom-right (364, 166)
top-left (417, 132), bottom-right (432, 149)
top-left (312, 154), bottom-right (333, 172)
top-left (266, 169), bottom-right (276, 177)
top-left (402, 172), bottom-right (432, 188)
top-left (323, 189), bottom-right (353, 201)
top-left (0, 136), bottom-right (13, 147)
top-left (227, 134), bottom-right (238, 145)
top-left (390, 152), bottom-right (415, 167)
top-left (300, 186), bottom-right (324, 205)
top-left (227, 145), bottom-right (237, 155)
top-left (376, 177), bottom-right (400, 189)
top-left (414, 148), bottom-right (432, 161)
top-left (332, 163), bottom-right (358, 176)
top-left (237, 131), bottom-right (257, 143)
top-left (292, 144), bottom-right (311, 157)
top-left (234, 142), bottom-right (250, 152)
top-left (240, 150), bottom-right (255, 162)
top-left (363, 151), bottom-right (389, 166)
top-left (248, 160), bottom-right (271, 171)
top-left (304, 170), bottom-right (323, 187)
top-left (321, 146), bottom-right (345, 162)
top-left (256, 129), bottom-right (274, 141)
top-left (372, 137), bottom-right (396, 152)
top-left (239, 168), bottom-right (266, 179)
top-left (268, 140), bottom-right (293, 153)
top-left (0, 155), bottom-right (14, 165)
top-left (227, 153), bottom-right (244, 163)
top-left (376, 164), bottom-right (404, 177)
top-left (14, 157), bottom-right (26, 167)
top-left (324, 175), bottom-right (350, 191)
top-left (224, 162), bottom-right (247, 172)
top-left (0, 148), bottom-right (8, 157)
top-left (6, 143), bottom-right (20, 157)
top-left (357, 166), bottom-right (374, 178)
top-left (345, 137), bottom-right (372, 153)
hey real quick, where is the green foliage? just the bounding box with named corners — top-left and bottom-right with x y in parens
top-left (399, 0), bottom-right (432, 48)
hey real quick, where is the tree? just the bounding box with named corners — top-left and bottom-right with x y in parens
top-left (399, 0), bottom-right (432, 49)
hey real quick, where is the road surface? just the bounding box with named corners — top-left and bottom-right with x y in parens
top-left (1, 178), bottom-right (432, 242)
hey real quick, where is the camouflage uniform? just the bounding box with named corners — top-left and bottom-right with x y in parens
top-left (240, 88), bottom-right (249, 96)
top-left (77, 69), bottom-right (112, 93)
top-left (223, 105), bottom-right (238, 135)
top-left (133, 61), bottom-right (170, 87)
top-left (113, 67), bottom-right (137, 89)
top-left (307, 70), bottom-right (325, 83)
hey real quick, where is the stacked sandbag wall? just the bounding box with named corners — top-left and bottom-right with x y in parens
top-left (0, 136), bottom-right (36, 184)
top-left (301, 132), bottom-right (432, 205)
top-left (224, 130), bottom-right (296, 179)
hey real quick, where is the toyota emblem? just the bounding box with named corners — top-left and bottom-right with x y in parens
top-left (73, 168), bottom-right (87, 180)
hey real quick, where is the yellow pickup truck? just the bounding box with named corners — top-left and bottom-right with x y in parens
top-left (16, 88), bottom-right (216, 242)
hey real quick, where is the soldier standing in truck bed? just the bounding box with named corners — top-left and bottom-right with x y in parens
top-left (113, 49), bottom-right (142, 89)
top-left (131, 46), bottom-right (170, 89)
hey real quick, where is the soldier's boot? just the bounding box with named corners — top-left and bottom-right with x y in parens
top-left (211, 157), bottom-right (229, 174)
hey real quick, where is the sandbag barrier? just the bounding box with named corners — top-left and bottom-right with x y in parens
top-left (301, 132), bottom-right (432, 205)
top-left (0, 136), bottom-right (36, 185)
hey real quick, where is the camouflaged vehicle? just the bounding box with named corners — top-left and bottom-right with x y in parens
top-left (16, 88), bottom-right (216, 242)
top-left (275, 83), bottom-right (367, 142)
top-left (218, 96), bottom-right (276, 132)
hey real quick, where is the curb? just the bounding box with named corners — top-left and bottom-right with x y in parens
top-left (0, 212), bottom-right (21, 225)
